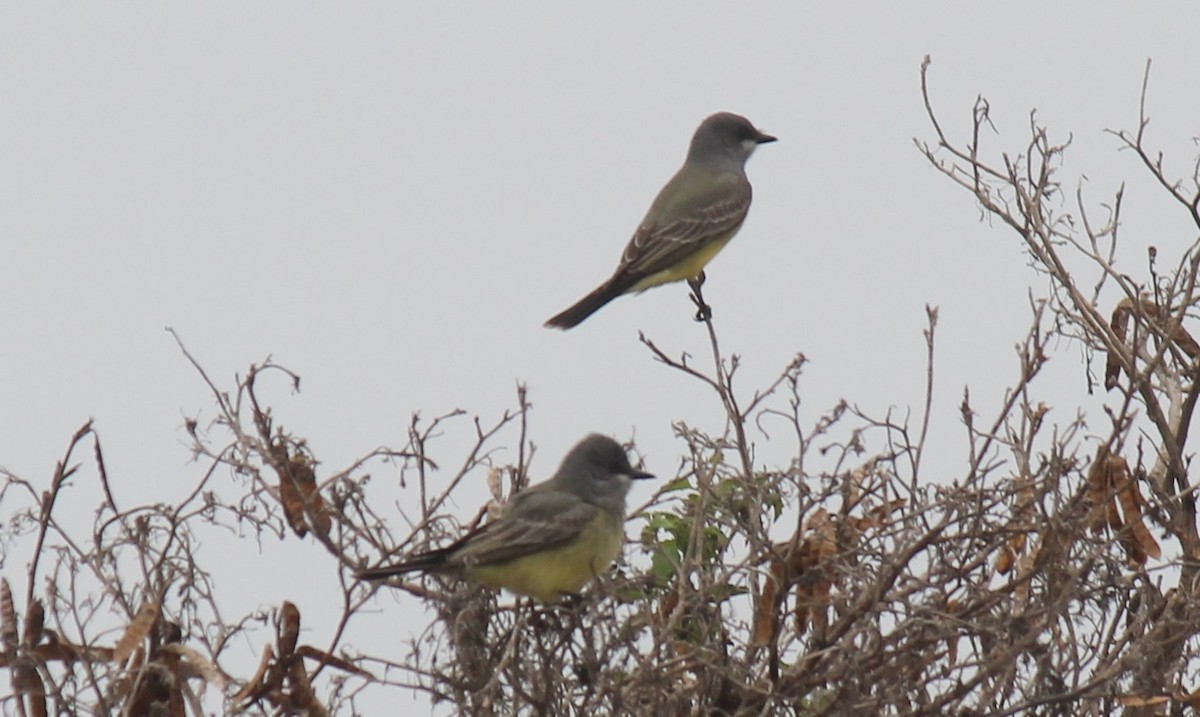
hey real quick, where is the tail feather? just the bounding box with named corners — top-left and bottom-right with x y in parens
top-left (545, 279), bottom-right (627, 329)
top-left (356, 549), bottom-right (450, 581)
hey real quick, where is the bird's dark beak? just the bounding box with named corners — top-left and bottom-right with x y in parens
top-left (632, 470), bottom-right (655, 481)
top-left (756, 131), bottom-right (777, 144)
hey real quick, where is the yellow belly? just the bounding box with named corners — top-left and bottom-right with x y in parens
top-left (468, 512), bottom-right (623, 602)
top-left (629, 233), bottom-right (735, 293)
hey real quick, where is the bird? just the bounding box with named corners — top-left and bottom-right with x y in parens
top-left (356, 434), bottom-right (653, 602)
top-left (545, 112), bottom-right (776, 329)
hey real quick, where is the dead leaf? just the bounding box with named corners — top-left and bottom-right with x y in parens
top-left (1110, 456), bottom-right (1162, 564)
top-left (278, 601), bottom-right (301, 659)
top-left (112, 602), bottom-right (159, 664)
top-left (1085, 447), bottom-right (1123, 533)
top-left (161, 643), bottom-right (231, 690)
top-left (23, 600), bottom-right (44, 648)
top-left (751, 554), bottom-right (789, 646)
top-left (1, 578), bottom-right (16, 655)
top-left (275, 444), bottom-right (331, 540)
top-left (1106, 297), bottom-right (1200, 391)
top-left (232, 644), bottom-right (275, 707)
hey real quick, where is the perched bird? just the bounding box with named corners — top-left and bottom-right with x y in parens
top-left (357, 434), bottom-right (653, 602)
top-left (545, 112), bottom-right (776, 329)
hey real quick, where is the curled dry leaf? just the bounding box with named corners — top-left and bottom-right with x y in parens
top-left (1105, 297), bottom-right (1200, 391)
top-left (287, 655), bottom-right (329, 717)
top-left (1177, 686), bottom-right (1200, 708)
top-left (0, 578), bottom-right (16, 655)
top-left (753, 504), bottom-right (891, 647)
top-left (232, 644), bottom-right (275, 707)
top-left (751, 556), bottom-right (789, 646)
top-left (112, 601), bottom-right (159, 665)
top-left (276, 445), bottom-right (332, 540)
top-left (1112, 460), bottom-right (1161, 563)
top-left (23, 599), bottom-right (45, 648)
top-left (1085, 447), bottom-right (1161, 565)
top-left (160, 643), bottom-right (231, 691)
top-left (994, 544), bottom-right (1016, 576)
top-left (278, 601), bottom-right (301, 659)
top-left (35, 631), bottom-right (113, 664)
top-left (2, 579), bottom-right (48, 717)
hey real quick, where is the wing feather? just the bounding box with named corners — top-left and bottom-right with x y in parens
top-left (446, 492), bottom-right (601, 568)
top-left (617, 180), bottom-right (751, 281)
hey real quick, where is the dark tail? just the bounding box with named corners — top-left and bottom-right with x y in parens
top-left (544, 279), bottom-right (626, 330)
top-left (356, 549), bottom-right (449, 581)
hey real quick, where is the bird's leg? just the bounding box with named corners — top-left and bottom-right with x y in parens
top-left (526, 597), bottom-right (558, 634)
top-left (559, 591), bottom-right (586, 609)
top-left (688, 272), bottom-right (712, 322)
top-left (558, 592), bottom-right (588, 635)
top-left (527, 593), bottom-right (583, 633)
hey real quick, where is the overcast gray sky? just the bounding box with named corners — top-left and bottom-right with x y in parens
top-left (3, 3), bottom-right (1199, 711)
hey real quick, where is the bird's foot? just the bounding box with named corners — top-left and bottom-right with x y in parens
top-left (688, 275), bottom-right (712, 322)
top-left (557, 591), bottom-right (586, 610)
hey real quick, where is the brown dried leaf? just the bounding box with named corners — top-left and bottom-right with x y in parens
top-left (1106, 297), bottom-right (1200, 391)
top-left (275, 445), bottom-right (330, 540)
top-left (112, 602), bottom-right (159, 664)
top-left (0, 578), bottom-right (17, 655)
top-left (790, 510), bottom-right (837, 637)
top-left (278, 601), bottom-right (301, 659)
top-left (232, 644), bottom-right (276, 707)
top-left (2, 580), bottom-right (45, 717)
top-left (125, 658), bottom-right (177, 717)
top-left (848, 499), bottom-right (905, 533)
top-left (751, 554), bottom-right (789, 646)
top-left (1172, 320), bottom-right (1200, 358)
top-left (846, 459), bottom-right (873, 507)
top-left (1139, 298), bottom-right (1200, 359)
top-left (800, 571), bottom-right (833, 636)
top-left (1177, 686), bottom-right (1200, 707)
top-left (1111, 457), bottom-right (1162, 564)
top-left (1085, 447), bottom-right (1122, 532)
top-left (23, 600), bottom-right (44, 648)
top-left (994, 544), bottom-right (1016, 575)
top-left (274, 445), bottom-right (308, 537)
top-left (807, 509), bottom-right (837, 563)
top-left (161, 643), bottom-right (231, 690)
top-left (34, 631), bottom-right (113, 663)
top-left (287, 652), bottom-right (329, 717)
top-left (290, 454), bottom-right (331, 538)
top-left (1106, 299), bottom-right (1133, 390)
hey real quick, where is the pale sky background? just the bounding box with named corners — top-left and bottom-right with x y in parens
top-left (3, 3), bottom-right (1199, 713)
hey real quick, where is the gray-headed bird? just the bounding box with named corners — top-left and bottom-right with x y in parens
top-left (357, 434), bottom-right (653, 602)
top-left (545, 112), bottom-right (776, 329)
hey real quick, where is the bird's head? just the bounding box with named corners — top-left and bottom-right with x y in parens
top-left (557, 434), bottom-right (654, 507)
top-left (689, 112), bottom-right (776, 166)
